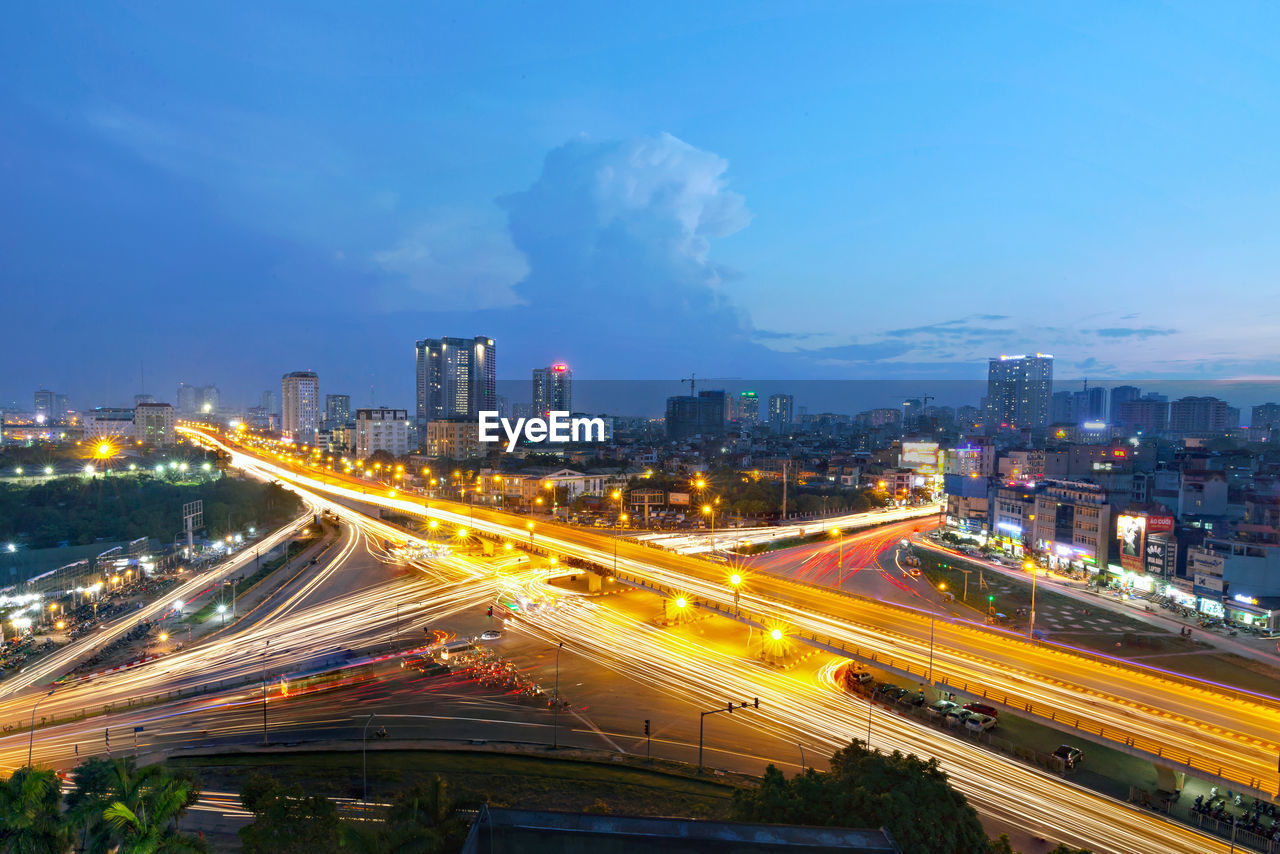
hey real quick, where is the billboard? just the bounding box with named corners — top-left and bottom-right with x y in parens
top-left (1146, 515), bottom-right (1175, 533)
top-left (900, 442), bottom-right (940, 471)
top-left (1117, 514), bottom-right (1145, 572)
top-left (1144, 535), bottom-right (1174, 577)
top-left (668, 492), bottom-right (690, 506)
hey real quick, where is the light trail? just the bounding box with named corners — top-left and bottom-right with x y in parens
top-left (186, 424), bottom-right (1280, 797)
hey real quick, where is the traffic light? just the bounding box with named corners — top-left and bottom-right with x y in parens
top-left (988, 595), bottom-right (994, 603)
top-left (644, 719), bottom-right (650, 736)
top-left (486, 605), bottom-right (493, 617)
top-left (753, 697), bottom-right (759, 709)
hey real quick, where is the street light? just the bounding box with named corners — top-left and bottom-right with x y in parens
top-left (27, 688), bottom-right (54, 767)
top-left (831, 527), bottom-right (844, 588)
top-left (552, 640), bottom-right (564, 749)
top-left (1025, 560), bottom-right (1038, 640)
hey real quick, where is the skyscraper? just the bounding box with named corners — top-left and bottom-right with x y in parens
top-left (414, 336), bottom-right (496, 427)
top-left (984, 354), bottom-right (1052, 432)
top-left (532, 363), bottom-right (572, 416)
top-left (737, 391), bottom-right (760, 423)
top-left (768, 394), bottom-right (794, 429)
top-left (665, 390), bottom-right (729, 440)
top-left (281, 371), bottom-right (320, 445)
top-left (1109, 385), bottom-right (1140, 425)
top-left (325, 394), bottom-right (351, 428)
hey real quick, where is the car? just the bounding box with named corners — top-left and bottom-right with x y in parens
top-left (964, 713), bottom-right (998, 732)
top-left (875, 684), bottom-right (906, 700)
top-left (945, 706), bottom-right (975, 725)
top-left (479, 630), bottom-right (502, 641)
top-left (904, 690), bottom-right (928, 707)
top-left (1053, 745), bottom-right (1084, 769)
top-left (927, 699), bottom-right (957, 717)
top-left (962, 703), bottom-right (999, 718)
top-left (847, 669), bottom-right (874, 685)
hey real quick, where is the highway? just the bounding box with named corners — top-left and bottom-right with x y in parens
top-left (183, 424), bottom-right (1280, 799)
top-left (0, 428), bottom-right (1240, 853)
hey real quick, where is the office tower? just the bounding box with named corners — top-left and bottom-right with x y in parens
top-left (984, 354), bottom-right (1053, 432)
top-left (33, 390), bottom-right (55, 421)
top-left (737, 391), bottom-right (760, 423)
top-left (281, 371), bottom-right (320, 445)
top-left (133, 403), bottom-right (176, 446)
top-left (325, 394), bottom-right (351, 428)
top-left (261, 390), bottom-right (278, 414)
top-left (1109, 386), bottom-right (1140, 425)
top-left (54, 394), bottom-right (70, 419)
top-left (532, 363), bottom-right (573, 416)
top-left (414, 336), bottom-right (496, 427)
top-left (177, 383), bottom-right (198, 414)
top-left (177, 383), bottom-right (219, 415)
top-left (768, 393), bottom-right (794, 428)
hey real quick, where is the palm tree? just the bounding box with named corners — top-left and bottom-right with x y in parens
top-left (0, 766), bottom-right (69, 854)
top-left (65, 759), bottom-right (205, 854)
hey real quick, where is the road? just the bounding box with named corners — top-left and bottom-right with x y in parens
top-left (186, 425), bottom-right (1280, 799)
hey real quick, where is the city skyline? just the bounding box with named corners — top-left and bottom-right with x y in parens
top-left (8, 3), bottom-right (1280, 408)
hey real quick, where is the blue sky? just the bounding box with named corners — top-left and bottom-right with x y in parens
top-left (4, 2), bottom-right (1280, 410)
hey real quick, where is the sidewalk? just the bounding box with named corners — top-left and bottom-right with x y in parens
top-left (916, 538), bottom-right (1280, 673)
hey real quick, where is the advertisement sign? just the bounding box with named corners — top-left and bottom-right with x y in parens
top-left (1116, 514), bottom-right (1145, 573)
top-left (668, 492), bottom-right (690, 506)
top-left (1146, 515), bottom-right (1175, 533)
top-left (1144, 536), bottom-right (1169, 576)
top-left (900, 442), bottom-right (940, 471)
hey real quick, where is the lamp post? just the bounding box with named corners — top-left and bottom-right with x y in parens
top-left (552, 640), bottom-right (564, 749)
top-left (729, 573), bottom-right (742, 615)
top-left (526, 521), bottom-right (534, 548)
top-left (831, 527), bottom-right (844, 588)
top-left (261, 641), bottom-right (270, 745)
top-left (1026, 560), bottom-right (1038, 640)
top-left (702, 504), bottom-right (716, 552)
top-left (27, 688), bottom-right (54, 767)
top-left (362, 714), bottom-right (376, 802)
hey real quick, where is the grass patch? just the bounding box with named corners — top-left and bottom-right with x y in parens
top-left (168, 749), bottom-right (742, 818)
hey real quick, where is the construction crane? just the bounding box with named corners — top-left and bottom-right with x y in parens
top-left (681, 374), bottom-right (696, 396)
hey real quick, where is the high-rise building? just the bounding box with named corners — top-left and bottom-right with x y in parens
top-left (1109, 386), bottom-right (1141, 425)
top-left (325, 394), bottom-right (351, 428)
top-left (414, 336), bottom-right (496, 427)
top-left (33, 390), bottom-right (55, 422)
top-left (984, 354), bottom-right (1053, 432)
top-left (1050, 391), bottom-right (1073, 424)
top-left (261, 390), bottom-right (278, 414)
top-left (133, 403), bottom-right (176, 446)
top-left (177, 383), bottom-right (220, 415)
top-left (532, 363), bottom-right (573, 416)
top-left (768, 394), bottom-right (794, 429)
top-left (281, 371), bottom-right (320, 445)
top-left (1169, 396), bottom-right (1231, 434)
top-left (355, 408), bottom-right (410, 458)
top-left (1116, 396), bottom-right (1169, 434)
top-left (737, 391), bottom-right (760, 423)
top-left (1074, 386), bottom-right (1107, 423)
top-left (1252, 403), bottom-right (1280, 431)
top-left (133, 394), bottom-right (156, 406)
top-left (665, 390), bottom-right (730, 440)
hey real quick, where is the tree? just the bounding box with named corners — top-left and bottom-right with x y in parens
top-left (65, 758), bottom-right (206, 854)
top-left (0, 767), bottom-right (68, 854)
top-left (732, 740), bottom-right (991, 854)
top-left (239, 773), bottom-right (341, 854)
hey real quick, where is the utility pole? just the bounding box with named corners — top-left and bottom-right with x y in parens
top-left (552, 640), bottom-right (564, 749)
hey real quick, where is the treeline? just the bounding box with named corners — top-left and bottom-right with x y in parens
top-left (0, 477), bottom-right (301, 549)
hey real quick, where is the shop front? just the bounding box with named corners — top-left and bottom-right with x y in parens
top-left (1224, 594), bottom-right (1280, 634)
